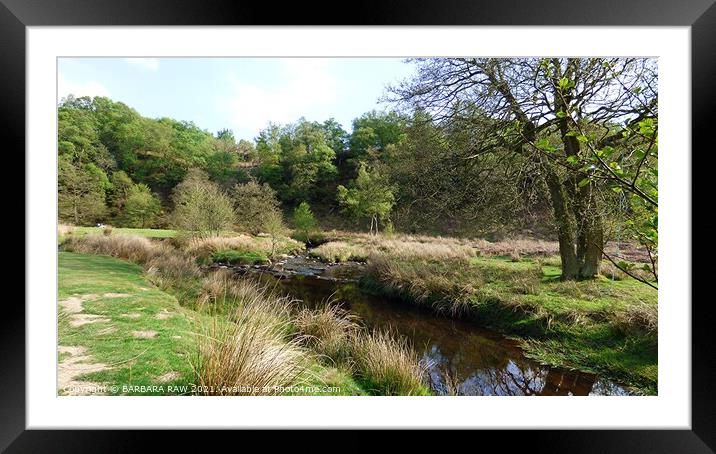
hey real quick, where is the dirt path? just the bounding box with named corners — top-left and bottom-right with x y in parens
top-left (57, 346), bottom-right (110, 395)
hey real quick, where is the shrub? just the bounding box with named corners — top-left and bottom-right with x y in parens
top-left (292, 201), bottom-right (320, 245)
top-left (121, 184), bottom-right (162, 228)
top-left (384, 221), bottom-right (395, 238)
top-left (103, 225), bottom-right (113, 236)
top-left (264, 210), bottom-right (290, 258)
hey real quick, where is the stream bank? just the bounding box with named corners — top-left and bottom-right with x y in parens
top-left (213, 254), bottom-right (632, 396)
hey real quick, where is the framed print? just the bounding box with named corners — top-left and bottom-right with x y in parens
top-left (5, 0), bottom-right (714, 449)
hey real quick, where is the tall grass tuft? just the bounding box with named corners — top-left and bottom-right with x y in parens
top-left (350, 329), bottom-right (431, 396)
top-left (294, 303), bottom-right (359, 364)
top-left (63, 234), bottom-right (160, 263)
top-left (192, 277), bottom-right (310, 395)
top-left (193, 315), bottom-right (310, 395)
top-left (292, 301), bottom-right (431, 395)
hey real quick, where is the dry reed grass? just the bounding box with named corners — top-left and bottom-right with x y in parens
top-left (192, 276), bottom-right (310, 395)
top-left (613, 302), bottom-right (658, 336)
top-left (58, 224), bottom-right (76, 236)
top-left (350, 329), bottom-right (431, 395)
top-left (310, 236), bottom-right (476, 263)
top-left (63, 234), bottom-right (161, 263)
top-left (292, 301), bottom-right (430, 394)
top-left (294, 303), bottom-right (359, 364)
top-left (182, 235), bottom-right (303, 259)
top-left (193, 316), bottom-right (310, 395)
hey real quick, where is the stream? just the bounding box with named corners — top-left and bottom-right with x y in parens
top-left (223, 254), bottom-right (631, 396)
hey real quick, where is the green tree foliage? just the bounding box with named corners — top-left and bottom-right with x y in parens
top-left (263, 210), bottom-right (289, 258)
top-left (231, 179), bottom-right (282, 235)
top-left (59, 97), bottom-right (230, 191)
top-left (349, 110), bottom-right (407, 160)
top-left (292, 201), bottom-right (319, 244)
top-left (57, 96), bottom-right (249, 225)
top-left (254, 119), bottom-right (338, 204)
top-left (237, 139), bottom-right (256, 161)
top-left (122, 184), bottom-right (162, 228)
top-left (107, 170), bottom-right (135, 218)
top-left (337, 164), bottom-right (395, 235)
top-left (170, 169), bottom-right (235, 237)
top-left (342, 111), bottom-right (408, 183)
top-left (205, 147), bottom-right (239, 186)
top-left (58, 156), bottom-right (109, 225)
top-left (320, 118), bottom-right (349, 154)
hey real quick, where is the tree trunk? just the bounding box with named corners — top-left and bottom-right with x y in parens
top-left (574, 193), bottom-right (603, 279)
top-left (551, 64), bottom-right (603, 280)
top-left (540, 157), bottom-right (580, 280)
top-left (579, 224), bottom-right (602, 278)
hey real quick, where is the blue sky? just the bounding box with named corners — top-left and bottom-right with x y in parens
top-left (58, 57), bottom-right (417, 141)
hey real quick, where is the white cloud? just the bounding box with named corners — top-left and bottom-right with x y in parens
top-left (221, 59), bottom-right (340, 138)
top-left (58, 73), bottom-right (110, 100)
top-left (124, 58), bottom-right (160, 71)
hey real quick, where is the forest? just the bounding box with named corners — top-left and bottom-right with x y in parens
top-left (58, 58), bottom-right (658, 396)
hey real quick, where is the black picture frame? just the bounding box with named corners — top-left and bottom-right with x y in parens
top-left (5, 0), bottom-right (713, 449)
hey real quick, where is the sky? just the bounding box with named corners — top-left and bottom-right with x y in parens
top-left (58, 57), bottom-right (418, 141)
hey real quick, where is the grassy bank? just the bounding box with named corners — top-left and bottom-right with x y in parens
top-left (59, 234), bottom-right (431, 396)
top-left (59, 229), bottom-right (657, 394)
top-left (361, 254), bottom-right (658, 394)
top-left (58, 252), bottom-right (198, 395)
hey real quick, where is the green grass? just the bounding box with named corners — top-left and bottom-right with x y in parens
top-left (210, 250), bottom-right (269, 265)
top-left (286, 364), bottom-right (369, 396)
top-left (58, 251), bottom-right (370, 396)
top-left (58, 252), bottom-right (198, 395)
top-left (362, 254), bottom-right (658, 394)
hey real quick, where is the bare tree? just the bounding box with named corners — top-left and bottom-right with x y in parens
top-left (389, 58), bottom-right (657, 280)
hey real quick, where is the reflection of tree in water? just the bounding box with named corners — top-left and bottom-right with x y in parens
top-left (426, 348), bottom-right (542, 396)
top-left (428, 348), bottom-right (611, 396)
top-left (255, 272), bottom-right (631, 396)
top-left (461, 360), bottom-right (548, 396)
top-left (589, 379), bottom-right (631, 396)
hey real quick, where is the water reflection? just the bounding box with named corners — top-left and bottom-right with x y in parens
top-left (242, 265), bottom-right (631, 396)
